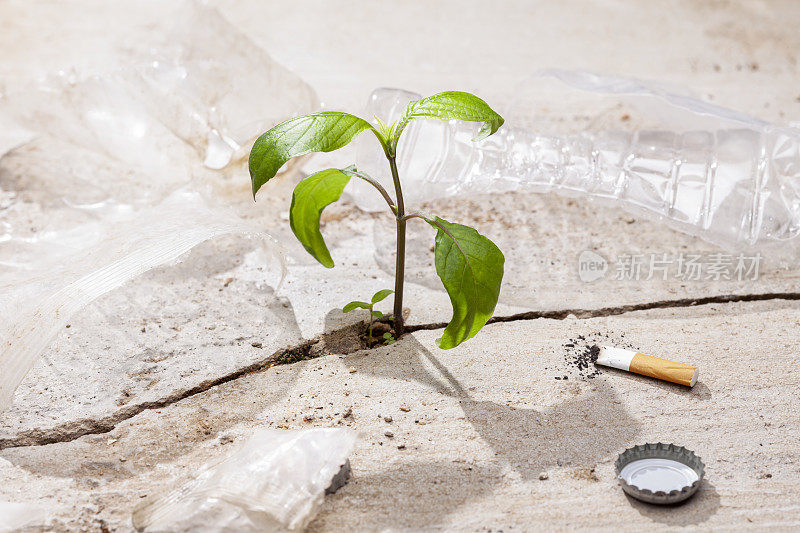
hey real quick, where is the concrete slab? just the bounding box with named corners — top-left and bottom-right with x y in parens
top-left (1, 300), bottom-right (799, 530)
top-left (7, 180), bottom-right (800, 442)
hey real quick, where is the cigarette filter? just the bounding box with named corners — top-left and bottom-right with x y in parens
top-left (595, 346), bottom-right (698, 387)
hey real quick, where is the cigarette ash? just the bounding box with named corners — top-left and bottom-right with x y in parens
top-left (556, 332), bottom-right (639, 381)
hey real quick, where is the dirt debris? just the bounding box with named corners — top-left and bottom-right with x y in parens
top-left (570, 466), bottom-right (599, 482)
top-left (559, 332), bottom-right (638, 380)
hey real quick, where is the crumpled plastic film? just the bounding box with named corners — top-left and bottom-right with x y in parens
top-left (1, 1), bottom-right (318, 178)
top-left (0, 1), bottom-right (316, 412)
top-left (0, 501), bottom-right (47, 532)
top-left (0, 457), bottom-right (49, 530)
top-left (354, 71), bottom-right (800, 259)
top-left (0, 188), bottom-right (285, 412)
top-left (0, 4), bottom-right (317, 220)
top-left (131, 428), bottom-right (357, 532)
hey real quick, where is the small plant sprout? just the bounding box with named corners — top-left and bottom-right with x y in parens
top-left (249, 91), bottom-right (505, 348)
top-left (343, 289), bottom-right (393, 345)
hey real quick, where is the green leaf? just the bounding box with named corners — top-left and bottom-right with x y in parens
top-left (397, 92), bottom-right (504, 143)
top-left (371, 310), bottom-right (383, 318)
top-left (343, 301), bottom-right (371, 313)
top-left (371, 289), bottom-right (394, 304)
top-left (290, 169), bottom-right (351, 268)
top-left (428, 217), bottom-right (504, 349)
top-left (249, 112), bottom-right (381, 197)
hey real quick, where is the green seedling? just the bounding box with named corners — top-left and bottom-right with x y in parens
top-left (382, 332), bottom-right (396, 345)
top-left (343, 289), bottom-right (393, 344)
top-left (249, 91), bottom-right (505, 349)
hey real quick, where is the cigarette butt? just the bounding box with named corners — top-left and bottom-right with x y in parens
top-left (595, 346), bottom-right (698, 387)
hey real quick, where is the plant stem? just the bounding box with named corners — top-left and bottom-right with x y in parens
top-left (344, 169), bottom-right (397, 215)
top-left (388, 156), bottom-right (406, 335)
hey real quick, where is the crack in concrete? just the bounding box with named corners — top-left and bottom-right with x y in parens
top-left (0, 340), bottom-right (319, 450)
top-left (406, 291), bottom-right (800, 331)
top-left (3, 291), bottom-right (799, 450)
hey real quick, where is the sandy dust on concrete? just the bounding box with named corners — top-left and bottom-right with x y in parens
top-left (2, 300), bottom-right (799, 530)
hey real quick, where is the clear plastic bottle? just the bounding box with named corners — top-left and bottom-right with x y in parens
top-left (353, 71), bottom-right (800, 260)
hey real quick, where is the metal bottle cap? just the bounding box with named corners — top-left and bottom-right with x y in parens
top-left (615, 443), bottom-right (705, 504)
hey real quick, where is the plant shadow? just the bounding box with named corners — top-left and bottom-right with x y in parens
top-left (341, 322), bottom-right (643, 482)
top-left (308, 459), bottom-right (503, 531)
top-left (340, 325), bottom-right (721, 524)
top-left (601, 366), bottom-right (713, 399)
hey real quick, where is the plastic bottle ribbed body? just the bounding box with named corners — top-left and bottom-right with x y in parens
top-left (396, 122), bottom-right (800, 252)
top-left (354, 85), bottom-right (800, 255)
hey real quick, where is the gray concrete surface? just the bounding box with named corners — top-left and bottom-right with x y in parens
top-left (2, 301), bottom-right (799, 530)
top-left (1, 0), bottom-right (800, 531)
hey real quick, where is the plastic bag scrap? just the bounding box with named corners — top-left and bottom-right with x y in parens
top-left (0, 456), bottom-right (52, 531)
top-left (0, 1), bottom-right (317, 412)
top-left (1, 1), bottom-right (318, 176)
top-left (353, 70), bottom-right (800, 260)
top-left (0, 188), bottom-right (285, 413)
top-left (132, 428), bottom-right (357, 532)
top-left (0, 501), bottom-right (47, 533)
top-left (0, 2), bottom-right (317, 218)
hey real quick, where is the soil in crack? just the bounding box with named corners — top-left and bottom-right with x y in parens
top-left (359, 319), bottom-right (398, 350)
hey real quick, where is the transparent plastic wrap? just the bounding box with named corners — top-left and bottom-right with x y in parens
top-left (354, 71), bottom-right (800, 261)
top-left (0, 501), bottom-right (47, 532)
top-left (0, 188), bottom-right (284, 413)
top-left (0, 1), bottom-right (316, 412)
top-left (0, 0), bottom-right (318, 228)
top-left (1, 1), bottom-right (318, 177)
top-left (0, 457), bottom-right (49, 531)
top-left (131, 428), bottom-right (357, 532)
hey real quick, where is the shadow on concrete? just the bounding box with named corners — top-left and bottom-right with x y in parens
top-left (625, 480), bottom-right (720, 525)
top-left (460, 392), bottom-right (638, 481)
top-left (344, 328), bottom-right (642, 482)
top-left (601, 366), bottom-right (713, 400)
top-left (343, 325), bottom-right (721, 523)
top-left (338, 313), bottom-right (453, 396)
top-left (308, 459), bottom-right (502, 531)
